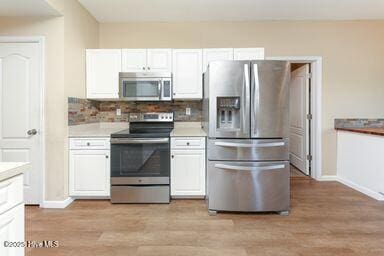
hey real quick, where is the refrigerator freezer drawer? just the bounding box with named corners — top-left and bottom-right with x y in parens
top-left (208, 161), bottom-right (290, 212)
top-left (208, 138), bottom-right (289, 161)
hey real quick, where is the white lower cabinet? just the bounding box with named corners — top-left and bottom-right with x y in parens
top-left (69, 138), bottom-right (110, 197)
top-left (0, 175), bottom-right (24, 256)
top-left (171, 137), bottom-right (206, 197)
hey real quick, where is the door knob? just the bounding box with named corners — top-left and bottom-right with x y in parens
top-left (27, 129), bottom-right (37, 136)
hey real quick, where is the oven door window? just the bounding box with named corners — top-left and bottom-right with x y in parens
top-left (111, 142), bottom-right (169, 177)
top-left (123, 80), bottom-right (159, 98)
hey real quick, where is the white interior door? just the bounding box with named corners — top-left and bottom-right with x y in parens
top-left (0, 42), bottom-right (41, 204)
top-left (289, 64), bottom-right (310, 174)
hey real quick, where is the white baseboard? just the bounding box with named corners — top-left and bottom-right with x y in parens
top-left (316, 175), bottom-right (338, 181)
top-left (40, 197), bottom-right (74, 208)
top-left (337, 177), bottom-right (384, 201)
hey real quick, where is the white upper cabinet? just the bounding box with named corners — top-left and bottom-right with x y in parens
top-left (234, 48), bottom-right (265, 60)
top-left (203, 48), bottom-right (234, 71)
top-left (172, 49), bottom-right (203, 99)
top-left (86, 49), bottom-right (121, 99)
top-left (85, 48), bottom-right (264, 100)
top-left (122, 49), bottom-right (147, 72)
top-left (147, 49), bottom-right (172, 72)
top-left (122, 49), bottom-right (172, 72)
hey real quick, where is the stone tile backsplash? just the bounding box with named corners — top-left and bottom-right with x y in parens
top-left (68, 97), bottom-right (202, 125)
top-left (334, 118), bottom-right (384, 129)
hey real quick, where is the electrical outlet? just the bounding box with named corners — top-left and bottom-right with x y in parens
top-left (116, 108), bottom-right (121, 116)
top-left (186, 108), bottom-right (191, 116)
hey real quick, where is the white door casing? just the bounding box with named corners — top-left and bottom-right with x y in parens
top-left (289, 64), bottom-right (310, 174)
top-left (0, 42), bottom-right (41, 204)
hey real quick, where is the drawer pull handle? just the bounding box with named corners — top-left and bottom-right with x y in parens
top-left (215, 141), bottom-right (284, 148)
top-left (215, 163), bottom-right (285, 171)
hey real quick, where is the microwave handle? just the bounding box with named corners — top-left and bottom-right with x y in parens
top-left (158, 80), bottom-right (162, 100)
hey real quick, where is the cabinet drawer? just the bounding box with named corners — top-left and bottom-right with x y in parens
top-left (0, 174), bottom-right (23, 215)
top-left (171, 137), bottom-right (205, 149)
top-left (69, 138), bottom-right (110, 150)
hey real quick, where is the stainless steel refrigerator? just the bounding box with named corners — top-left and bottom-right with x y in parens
top-left (203, 60), bottom-right (290, 215)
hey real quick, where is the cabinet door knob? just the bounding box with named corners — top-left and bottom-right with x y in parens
top-left (105, 155), bottom-right (109, 159)
top-left (171, 155), bottom-right (174, 159)
top-left (148, 67), bottom-right (150, 70)
top-left (187, 142), bottom-right (190, 146)
top-left (87, 142), bottom-right (90, 146)
top-left (142, 67), bottom-right (145, 70)
top-left (27, 129), bottom-right (37, 136)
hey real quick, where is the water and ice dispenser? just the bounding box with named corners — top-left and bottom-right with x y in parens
top-left (216, 97), bottom-right (241, 130)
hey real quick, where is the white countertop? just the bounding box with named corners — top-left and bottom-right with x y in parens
top-left (0, 162), bottom-right (29, 182)
top-left (170, 122), bottom-right (206, 137)
top-left (68, 122), bottom-right (129, 138)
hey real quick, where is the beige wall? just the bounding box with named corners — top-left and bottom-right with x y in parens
top-left (48, 0), bottom-right (99, 200)
top-left (100, 21), bottom-right (384, 175)
top-left (0, 0), bottom-right (98, 200)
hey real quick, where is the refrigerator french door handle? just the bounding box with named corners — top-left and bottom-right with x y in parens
top-left (253, 63), bottom-right (260, 137)
top-left (243, 64), bottom-right (250, 135)
top-left (214, 141), bottom-right (285, 148)
top-left (214, 163), bottom-right (285, 171)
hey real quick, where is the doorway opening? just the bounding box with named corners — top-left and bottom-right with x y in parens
top-left (267, 56), bottom-right (322, 180)
top-left (289, 63), bottom-right (312, 179)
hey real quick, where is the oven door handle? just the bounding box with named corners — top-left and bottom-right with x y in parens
top-left (111, 138), bottom-right (169, 144)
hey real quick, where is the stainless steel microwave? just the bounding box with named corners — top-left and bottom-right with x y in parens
top-left (119, 72), bottom-right (172, 101)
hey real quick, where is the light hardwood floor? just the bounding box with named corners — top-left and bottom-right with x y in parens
top-left (26, 180), bottom-right (384, 256)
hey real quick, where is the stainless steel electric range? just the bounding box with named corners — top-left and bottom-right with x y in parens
top-left (110, 112), bottom-right (174, 203)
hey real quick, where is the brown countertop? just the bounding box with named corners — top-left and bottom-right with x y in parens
top-left (335, 127), bottom-right (384, 136)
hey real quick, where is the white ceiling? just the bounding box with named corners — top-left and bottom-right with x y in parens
top-left (0, 0), bottom-right (60, 17)
top-left (78, 0), bottom-right (384, 22)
